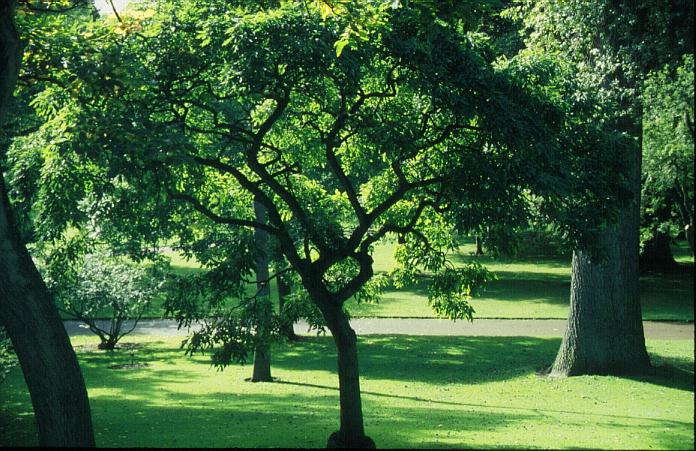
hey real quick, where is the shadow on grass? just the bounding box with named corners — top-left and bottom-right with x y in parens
top-left (87, 336), bottom-right (693, 394)
top-left (628, 353), bottom-right (695, 393)
top-left (369, 271), bottom-right (571, 311)
top-left (450, 250), bottom-right (572, 269)
top-left (256, 336), bottom-right (562, 386)
top-left (2, 335), bottom-right (693, 448)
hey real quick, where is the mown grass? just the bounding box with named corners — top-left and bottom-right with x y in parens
top-left (0, 334), bottom-right (692, 448)
top-left (350, 240), bottom-right (694, 320)
top-left (56, 239), bottom-right (694, 321)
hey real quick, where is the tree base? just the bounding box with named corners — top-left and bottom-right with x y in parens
top-left (244, 377), bottom-right (277, 383)
top-left (326, 431), bottom-right (376, 449)
top-left (548, 360), bottom-right (653, 378)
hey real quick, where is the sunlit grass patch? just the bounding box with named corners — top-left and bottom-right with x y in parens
top-left (1, 335), bottom-right (692, 448)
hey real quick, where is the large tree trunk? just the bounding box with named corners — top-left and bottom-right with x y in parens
top-left (321, 303), bottom-right (374, 449)
top-left (551, 138), bottom-right (650, 376)
top-left (639, 231), bottom-right (678, 273)
top-left (0, 179), bottom-right (96, 446)
top-left (0, 1), bottom-right (95, 446)
top-left (251, 198), bottom-right (272, 382)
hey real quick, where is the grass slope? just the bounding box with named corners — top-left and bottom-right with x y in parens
top-left (0, 335), bottom-right (693, 448)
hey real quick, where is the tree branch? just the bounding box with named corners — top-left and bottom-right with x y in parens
top-left (167, 189), bottom-right (280, 235)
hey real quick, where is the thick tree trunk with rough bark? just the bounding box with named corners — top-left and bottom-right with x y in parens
top-left (320, 302), bottom-right (374, 449)
top-left (0, 1), bottom-right (95, 445)
top-left (639, 231), bottom-right (678, 272)
top-left (251, 199), bottom-right (272, 382)
top-left (551, 140), bottom-right (650, 376)
top-left (1, 180), bottom-right (96, 446)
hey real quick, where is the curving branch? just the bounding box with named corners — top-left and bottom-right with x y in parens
top-left (167, 188), bottom-right (280, 235)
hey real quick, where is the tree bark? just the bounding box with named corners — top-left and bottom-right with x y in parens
top-left (551, 139), bottom-right (650, 376)
top-left (1, 179), bottom-right (96, 446)
top-left (321, 303), bottom-right (375, 449)
top-left (251, 198), bottom-right (272, 382)
top-left (0, 1), bottom-right (95, 446)
top-left (639, 230), bottom-right (678, 273)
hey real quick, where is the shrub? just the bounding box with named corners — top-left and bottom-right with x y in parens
top-left (54, 251), bottom-right (167, 350)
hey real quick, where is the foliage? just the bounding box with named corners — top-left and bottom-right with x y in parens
top-left (511, 0), bottom-right (693, 123)
top-left (641, 54), bottom-right (694, 250)
top-left (0, 326), bottom-right (17, 384)
top-left (42, 249), bottom-right (168, 349)
top-left (8, 0), bottom-right (632, 349)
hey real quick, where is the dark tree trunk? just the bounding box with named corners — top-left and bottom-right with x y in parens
top-left (639, 231), bottom-right (678, 273)
top-left (0, 179), bottom-right (96, 446)
top-left (551, 139), bottom-right (650, 376)
top-left (97, 337), bottom-right (118, 350)
top-left (475, 234), bottom-right (484, 256)
top-left (320, 303), bottom-right (374, 449)
top-left (251, 198), bottom-right (272, 382)
top-left (0, 1), bottom-right (95, 446)
top-left (277, 273), bottom-right (299, 341)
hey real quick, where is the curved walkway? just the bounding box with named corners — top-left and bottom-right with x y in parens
top-left (63, 318), bottom-right (694, 340)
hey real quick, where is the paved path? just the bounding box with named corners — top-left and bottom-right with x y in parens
top-left (63, 318), bottom-right (694, 340)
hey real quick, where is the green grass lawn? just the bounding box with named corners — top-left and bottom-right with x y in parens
top-left (347, 240), bottom-right (694, 320)
top-left (56, 240), bottom-right (694, 321)
top-left (1, 335), bottom-right (692, 448)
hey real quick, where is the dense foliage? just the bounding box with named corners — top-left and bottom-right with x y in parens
top-left (4, 0), bottom-right (674, 446)
top-left (41, 248), bottom-right (168, 350)
top-left (641, 54), bottom-right (694, 254)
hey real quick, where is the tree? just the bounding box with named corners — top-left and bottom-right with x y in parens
top-left (14, 1), bottom-right (628, 446)
top-left (0, 0), bottom-right (95, 445)
top-left (516, 0), bottom-right (693, 376)
top-left (41, 247), bottom-right (168, 350)
top-left (251, 197), bottom-right (273, 381)
top-left (641, 54), bottom-right (694, 263)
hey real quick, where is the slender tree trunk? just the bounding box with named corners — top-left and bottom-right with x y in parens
top-left (639, 231), bottom-right (678, 272)
top-left (251, 198), bottom-right (272, 382)
top-left (0, 1), bottom-right (95, 446)
top-left (475, 234), bottom-right (484, 256)
top-left (277, 273), bottom-right (299, 341)
top-left (320, 302), bottom-right (374, 449)
top-left (551, 137), bottom-right (650, 376)
top-left (685, 223), bottom-right (694, 256)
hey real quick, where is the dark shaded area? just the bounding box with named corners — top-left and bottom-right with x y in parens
top-left (640, 232), bottom-right (679, 273)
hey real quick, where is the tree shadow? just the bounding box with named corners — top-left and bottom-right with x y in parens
top-left (2, 335), bottom-right (692, 448)
top-left (626, 353), bottom-right (695, 393)
top-left (268, 336), bottom-right (561, 385)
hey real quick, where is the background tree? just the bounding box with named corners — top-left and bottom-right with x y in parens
top-left (40, 245), bottom-right (169, 350)
top-left (515, 0), bottom-right (694, 376)
top-left (640, 53), bottom-right (694, 269)
top-left (0, 0), bottom-right (95, 445)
